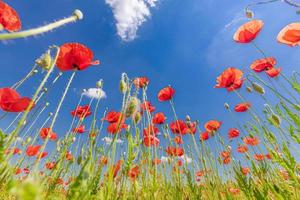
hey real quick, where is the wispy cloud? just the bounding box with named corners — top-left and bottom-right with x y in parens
top-left (82, 88), bottom-right (106, 100)
top-left (102, 136), bottom-right (124, 145)
top-left (105, 0), bottom-right (159, 41)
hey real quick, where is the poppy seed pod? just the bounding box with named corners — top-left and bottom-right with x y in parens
top-left (73, 9), bottom-right (83, 20)
top-left (252, 82), bottom-right (265, 95)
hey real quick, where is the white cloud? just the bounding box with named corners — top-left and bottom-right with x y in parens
top-left (105, 0), bottom-right (159, 41)
top-left (179, 155), bottom-right (192, 164)
top-left (82, 88), bottom-right (106, 100)
top-left (102, 136), bottom-right (124, 145)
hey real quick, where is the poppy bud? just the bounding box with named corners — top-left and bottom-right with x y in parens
top-left (252, 82), bottom-right (265, 95)
top-left (26, 137), bottom-right (32, 144)
top-left (49, 112), bottom-right (53, 116)
top-left (245, 9), bottom-right (254, 19)
top-left (126, 97), bottom-right (140, 117)
top-left (186, 115), bottom-right (191, 122)
top-left (33, 69), bottom-right (39, 74)
top-left (36, 50), bottom-right (52, 71)
top-left (120, 80), bottom-right (127, 94)
top-left (73, 9), bottom-right (83, 20)
top-left (133, 112), bottom-right (141, 124)
top-left (43, 87), bottom-right (48, 92)
top-left (224, 103), bottom-right (230, 110)
top-left (45, 102), bottom-right (50, 107)
top-left (270, 114), bottom-right (281, 127)
top-left (246, 86), bottom-right (252, 93)
top-left (245, 154), bottom-right (251, 160)
top-left (96, 79), bottom-right (103, 88)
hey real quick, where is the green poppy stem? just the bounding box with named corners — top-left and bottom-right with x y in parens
top-left (0, 10), bottom-right (83, 41)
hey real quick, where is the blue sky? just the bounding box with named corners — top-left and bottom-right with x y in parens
top-left (1, 0), bottom-right (300, 156)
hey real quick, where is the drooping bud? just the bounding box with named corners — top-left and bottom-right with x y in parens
top-left (133, 112), bottom-right (142, 124)
top-left (186, 115), bottom-right (191, 122)
top-left (96, 79), bottom-right (103, 88)
top-left (245, 9), bottom-right (254, 18)
top-left (252, 82), bottom-right (265, 95)
top-left (224, 103), bottom-right (230, 110)
top-left (246, 86), bottom-right (252, 93)
top-left (120, 73), bottom-right (128, 94)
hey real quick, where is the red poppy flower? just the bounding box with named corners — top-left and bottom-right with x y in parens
top-left (152, 112), bottom-right (166, 124)
top-left (241, 167), bottom-right (250, 175)
top-left (140, 101), bottom-right (155, 113)
top-left (133, 77), bottom-right (149, 88)
top-left (143, 135), bottom-right (160, 147)
top-left (165, 146), bottom-right (184, 157)
top-left (234, 102), bottom-right (251, 112)
top-left (243, 136), bottom-right (260, 146)
top-left (266, 67), bottom-right (281, 78)
top-left (40, 128), bottom-right (57, 141)
top-left (143, 124), bottom-right (159, 136)
top-left (26, 145), bottom-right (41, 157)
top-left (15, 168), bottom-right (22, 175)
top-left (0, 2), bottom-right (21, 32)
top-left (158, 86), bottom-right (175, 102)
top-left (174, 136), bottom-right (183, 145)
top-left (237, 145), bottom-right (248, 153)
top-left (250, 57), bottom-right (276, 72)
top-left (233, 20), bottom-right (264, 43)
top-left (56, 43), bottom-right (100, 71)
top-left (112, 160), bottom-right (123, 178)
top-left (200, 131), bottom-right (210, 141)
top-left (23, 168), bottom-right (30, 175)
top-left (195, 170), bottom-right (205, 177)
top-left (37, 151), bottom-right (48, 159)
top-left (5, 148), bottom-right (21, 155)
top-left (277, 23), bottom-right (300, 46)
top-left (204, 120), bottom-right (222, 133)
top-left (107, 122), bottom-right (128, 134)
top-left (102, 111), bottom-right (124, 123)
top-left (152, 158), bottom-right (161, 165)
top-left (45, 162), bottom-right (56, 170)
top-left (254, 154), bottom-right (265, 161)
top-left (265, 153), bottom-right (272, 160)
top-left (128, 165), bottom-right (139, 181)
top-left (99, 156), bottom-right (108, 165)
top-left (71, 105), bottom-right (92, 119)
top-left (66, 151), bottom-right (73, 161)
top-left (223, 157), bottom-right (231, 165)
top-left (73, 125), bottom-right (85, 134)
top-left (215, 67), bottom-right (244, 92)
top-left (228, 128), bottom-right (240, 139)
top-left (0, 88), bottom-right (34, 112)
top-left (229, 188), bottom-right (240, 195)
top-left (170, 120), bottom-right (188, 135)
top-left (187, 121), bottom-right (197, 134)
top-left (177, 160), bottom-right (183, 167)
top-left (220, 150), bottom-right (231, 158)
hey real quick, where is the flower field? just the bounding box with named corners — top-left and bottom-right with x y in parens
top-left (1, 1), bottom-right (300, 199)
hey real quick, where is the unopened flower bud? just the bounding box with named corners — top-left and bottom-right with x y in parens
top-left (245, 9), bottom-right (254, 18)
top-left (45, 102), bottom-right (50, 107)
top-left (252, 82), bottom-right (265, 95)
top-left (96, 79), bottom-right (103, 88)
top-left (186, 115), bottom-right (191, 122)
top-left (133, 112), bottom-right (141, 124)
top-left (120, 79), bottom-right (127, 94)
top-left (246, 86), bottom-right (252, 93)
top-left (224, 103), bottom-right (230, 110)
top-left (49, 112), bottom-right (53, 116)
top-left (73, 9), bottom-right (83, 20)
